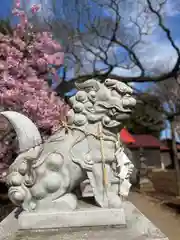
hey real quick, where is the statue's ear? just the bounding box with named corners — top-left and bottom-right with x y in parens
top-left (75, 79), bottom-right (100, 92)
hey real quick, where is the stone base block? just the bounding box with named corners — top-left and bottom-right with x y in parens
top-left (0, 201), bottom-right (169, 240)
top-left (18, 207), bottom-right (126, 230)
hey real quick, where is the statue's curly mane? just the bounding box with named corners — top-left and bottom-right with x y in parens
top-left (66, 79), bottom-right (136, 129)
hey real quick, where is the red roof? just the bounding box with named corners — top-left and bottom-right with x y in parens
top-left (128, 134), bottom-right (163, 148)
top-left (120, 128), bottom-right (135, 144)
top-left (120, 128), bottom-right (176, 150)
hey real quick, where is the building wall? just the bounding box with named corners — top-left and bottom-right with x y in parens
top-left (130, 148), bottom-right (161, 168)
top-left (144, 149), bottom-right (161, 167)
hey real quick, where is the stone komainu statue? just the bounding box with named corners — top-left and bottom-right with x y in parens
top-left (1, 78), bottom-right (136, 212)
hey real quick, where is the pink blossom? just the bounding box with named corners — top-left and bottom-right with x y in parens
top-left (0, 61), bottom-right (6, 70)
top-left (37, 58), bottom-right (47, 72)
top-left (12, 8), bottom-right (21, 16)
top-left (31, 4), bottom-right (41, 14)
top-left (0, 1), bottom-right (66, 167)
top-left (15, 0), bottom-right (21, 8)
top-left (45, 52), bottom-right (64, 66)
top-left (7, 56), bottom-right (18, 68)
top-left (13, 37), bottom-right (26, 50)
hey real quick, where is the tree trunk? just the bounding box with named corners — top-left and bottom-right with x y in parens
top-left (170, 120), bottom-right (180, 196)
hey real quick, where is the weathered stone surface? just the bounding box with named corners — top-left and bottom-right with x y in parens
top-left (123, 201), bottom-right (168, 240)
top-left (2, 79), bottom-right (136, 212)
top-left (14, 227), bottom-right (168, 240)
top-left (17, 199), bottom-right (126, 229)
top-left (1, 201), bottom-right (168, 240)
top-left (0, 209), bottom-right (19, 240)
top-left (18, 208), bottom-right (126, 230)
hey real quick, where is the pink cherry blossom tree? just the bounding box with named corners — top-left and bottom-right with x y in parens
top-left (0, 1), bottom-right (68, 177)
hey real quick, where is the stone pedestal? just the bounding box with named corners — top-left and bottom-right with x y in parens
top-left (18, 207), bottom-right (126, 230)
top-left (0, 201), bottom-right (169, 240)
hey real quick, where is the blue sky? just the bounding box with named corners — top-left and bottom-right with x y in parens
top-left (1, 0), bottom-right (180, 140)
top-left (0, 0), bottom-right (13, 19)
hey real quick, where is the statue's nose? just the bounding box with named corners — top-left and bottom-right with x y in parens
top-left (130, 98), bottom-right (137, 106)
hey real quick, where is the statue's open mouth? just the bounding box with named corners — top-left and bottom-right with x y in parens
top-left (105, 112), bottom-right (132, 128)
top-left (109, 105), bottom-right (133, 118)
top-left (115, 112), bottom-right (132, 120)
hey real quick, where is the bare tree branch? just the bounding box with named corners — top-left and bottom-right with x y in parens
top-left (31, 0), bottom-right (180, 83)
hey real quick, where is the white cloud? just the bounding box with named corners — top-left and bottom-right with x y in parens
top-left (137, 40), bottom-right (179, 73)
top-left (108, 40), bottom-right (179, 79)
top-left (111, 66), bottom-right (141, 77)
top-left (164, 0), bottom-right (180, 17)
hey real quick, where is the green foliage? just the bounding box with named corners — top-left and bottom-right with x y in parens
top-left (127, 93), bottom-right (165, 137)
top-left (0, 18), bottom-right (13, 35)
